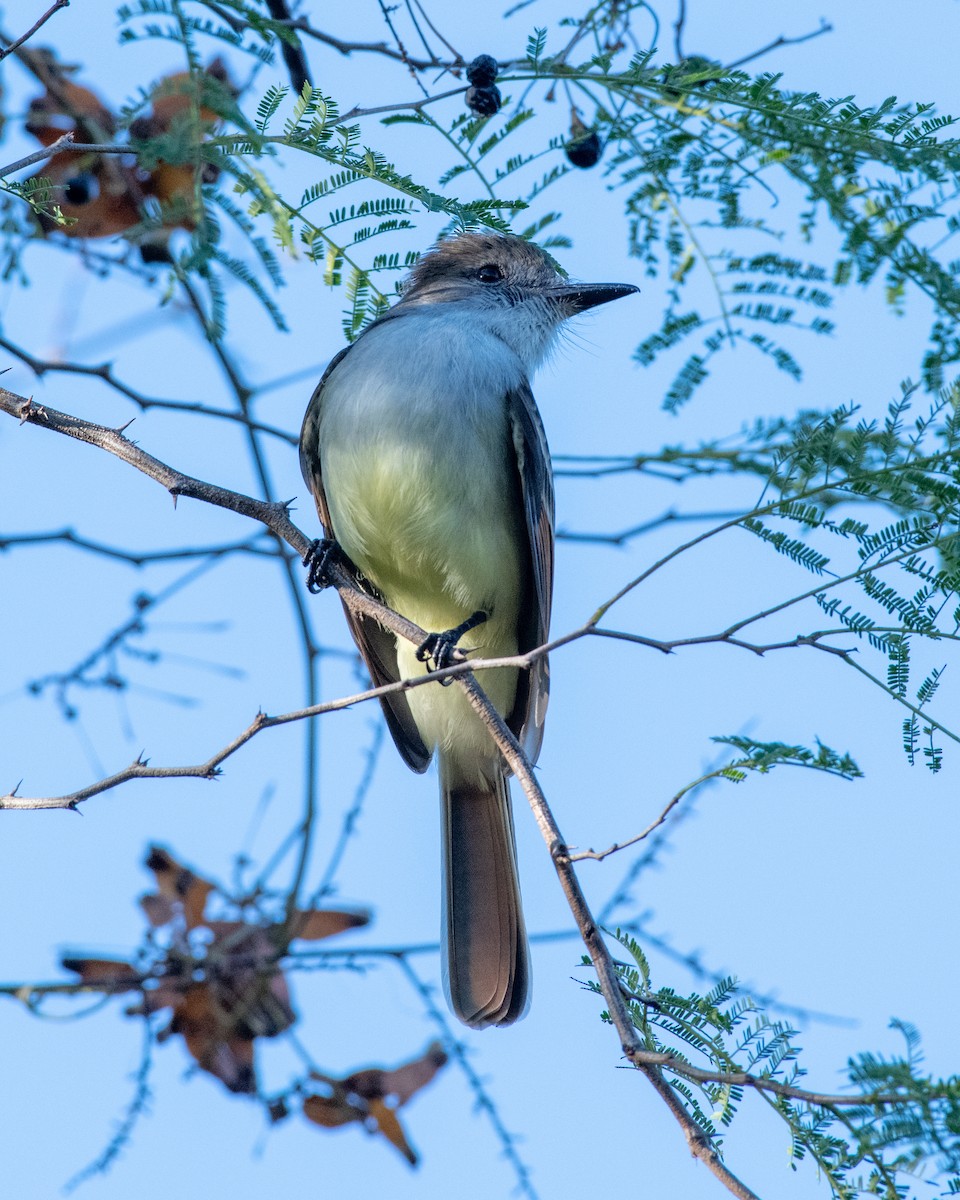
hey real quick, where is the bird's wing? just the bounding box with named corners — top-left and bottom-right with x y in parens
top-left (299, 348), bottom-right (431, 774)
top-left (506, 380), bottom-right (555, 762)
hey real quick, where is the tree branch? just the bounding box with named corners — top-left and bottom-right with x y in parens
top-left (0, 376), bottom-right (760, 1194)
top-left (0, 331), bottom-right (297, 443)
top-left (0, 0), bottom-right (70, 63)
top-left (725, 20), bottom-right (833, 72)
top-left (0, 133), bottom-right (134, 179)
top-left (0, 528), bottom-right (277, 565)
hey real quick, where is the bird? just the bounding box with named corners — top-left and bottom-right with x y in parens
top-left (299, 232), bottom-right (638, 1027)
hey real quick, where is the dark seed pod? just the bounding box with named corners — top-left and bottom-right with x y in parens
top-left (139, 242), bottom-right (174, 265)
top-left (466, 54), bottom-right (498, 87)
top-left (565, 109), bottom-right (602, 169)
top-left (565, 130), bottom-right (602, 169)
top-left (63, 175), bottom-right (97, 205)
top-left (466, 84), bottom-right (502, 116)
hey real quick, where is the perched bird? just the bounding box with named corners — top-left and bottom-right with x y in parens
top-left (300, 233), bottom-right (637, 1027)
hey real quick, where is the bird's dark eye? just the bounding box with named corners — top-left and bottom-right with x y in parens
top-left (476, 263), bottom-right (504, 283)
top-left (63, 174), bottom-right (98, 206)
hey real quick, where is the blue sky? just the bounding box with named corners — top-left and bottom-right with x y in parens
top-left (1, 2), bottom-right (958, 1198)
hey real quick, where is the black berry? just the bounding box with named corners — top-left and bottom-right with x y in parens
top-left (466, 84), bottom-right (502, 116)
top-left (466, 54), bottom-right (498, 87)
top-left (565, 130), bottom-right (602, 169)
top-left (63, 174), bottom-right (96, 205)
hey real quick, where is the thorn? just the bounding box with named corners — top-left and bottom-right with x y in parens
top-left (115, 418), bottom-right (137, 436)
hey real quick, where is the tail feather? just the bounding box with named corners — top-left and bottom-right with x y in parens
top-left (441, 765), bottom-right (529, 1028)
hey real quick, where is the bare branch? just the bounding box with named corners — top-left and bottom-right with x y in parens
top-left (63, 1019), bottom-right (153, 1193)
top-left (406, 0), bottom-right (461, 63)
top-left (0, 0), bottom-right (70, 63)
top-left (0, 134), bottom-right (135, 179)
top-left (393, 956), bottom-right (537, 1200)
top-left (558, 508), bottom-right (746, 545)
top-left (725, 20), bottom-right (833, 72)
top-left (673, 0), bottom-right (686, 61)
top-left (570, 770), bottom-right (717, 862)
top-left (0, 386), bottom-right (292, 531)
top-left (292, 20), bottom-right (444, 70)
top-left (445, 677), bottom-right (761, 1199)
top-left (340, 83), bottom-right (468, 122)
top-left (0, 528), bottom-right (277, 566)
top-left (0, 333), bottom-right (297, 443)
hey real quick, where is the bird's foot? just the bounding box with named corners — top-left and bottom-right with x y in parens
top-left (416, 610), bottom-right (488, 683)
top-left (302, 537), bottom-right (342, 593)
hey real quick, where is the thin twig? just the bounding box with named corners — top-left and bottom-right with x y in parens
top-left (309, 720), bottom-right (385, 904)
top-left (0, 135), bottom-right (132, 179)
top-left (63, 1016), bottom-right (154, 1193)
top-left (557, 509), bottom-right (746, 544)
top-left (408, 0), bottom-right (461, 63)
top-left (394, 956), bottom-right (538, 1199)
top-left (0, 0), bottom-right (69, 62)
top-left (445, 673), bottom-right (762, 1199)
top-left (0, 528), bottom-right (277, 566)
top-left (340, 82), bottom-right (466, 122)
top-left (293, 21), bottom-right (440, 70)
top-left (375, 0), bottom-right (430, 99)
top-left (0, 331), bottom-right (297, 443)
top-left (570, 767), bottom-right (725, 862)
top-left (725, 20), bottom-right (833, 72)
top-left (673, 0), bottom-right (686, 61)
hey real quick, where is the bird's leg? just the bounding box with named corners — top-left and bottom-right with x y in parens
top-left (302, 537), bottom-right (343, 593)
top-left (416, 610), bottom-right (488, 682)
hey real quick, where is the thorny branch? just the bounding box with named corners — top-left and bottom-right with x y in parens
top-left (1, 378), bottom-right (955, 1197)
top-left (0, 379), bottom-right (760, 1196)
top-left (0, 332), bottom-right (298, 443)
top-left (2, 380), bottom-right (957, 802)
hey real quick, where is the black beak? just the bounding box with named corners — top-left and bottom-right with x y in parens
top-left (548, 282), bottom-right (640, 312)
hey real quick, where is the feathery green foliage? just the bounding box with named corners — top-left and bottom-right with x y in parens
top-left (602, 934), bottom-right (960, 1199)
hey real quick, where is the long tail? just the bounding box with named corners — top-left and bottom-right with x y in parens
top-left (440, 762), bottom-right (530, 1029)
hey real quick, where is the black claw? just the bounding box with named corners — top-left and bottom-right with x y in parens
top-left (302, 537), bottom-right (341, 593)
top-left (416, 610), bottom-right (488, 681)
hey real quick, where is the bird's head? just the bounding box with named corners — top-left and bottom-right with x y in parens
top-left (397, 232), bottom-right (638, 371)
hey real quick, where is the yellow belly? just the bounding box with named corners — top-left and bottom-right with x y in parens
top-left (323, 437), bottom-right (525, 780)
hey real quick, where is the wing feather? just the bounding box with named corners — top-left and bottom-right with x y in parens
top-left (506, 382), bottom-right (555, 762)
